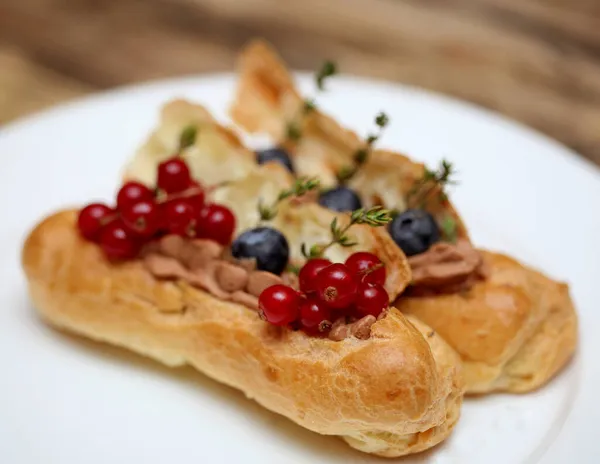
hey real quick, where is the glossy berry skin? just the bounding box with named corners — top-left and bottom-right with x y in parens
top-left (388, 209), bottom-right (440, 256)
top-left (198, 204), bottom-right (236, 245)
top-left (315, 263), bottom-right (358, 309)
top-left (98, 220), bottom-right (140, 260)
top-left (345, 252), bottom-right (386, 286)
top-left (299, 258), bottom-right (332, 294)
top-left (258, 284), bottom-right (300, 326)
top-left (116, 181), bottom-right (154, 210)
top-left (77, 203), bottom-right (114, 241)
top-left (355, 282), bottom-right (389, 318)
top-left (299, 297), bottom-right (333, 333)
top-left (231, 227), bottom-right (289, 275)
top-left (121, 200), bottom-right (160, 238)
top-left (255, 147), bottom-right (295, 174)
top-left (163, 199), bottom-right (198, 237)
top-left (318, 186), bottom-right (362, 212)
top-left (157, 157), bottom-right (191, 193)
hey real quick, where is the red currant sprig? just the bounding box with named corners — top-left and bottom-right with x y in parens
top-left (77, 154), bottom-right (236, 260)
top-left (258, 251), bottom-right (389, 336)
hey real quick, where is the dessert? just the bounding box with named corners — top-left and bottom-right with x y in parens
top-left (22, 108), bottom-right (464, 457)
top-left (228, 39), bottom-right (578, 393)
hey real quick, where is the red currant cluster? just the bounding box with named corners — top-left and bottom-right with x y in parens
top-left (77, 157), bottom-right (236, 260)
top-left (258, 252), bottom-right (390, 333)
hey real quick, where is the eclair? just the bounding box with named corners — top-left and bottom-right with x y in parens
top-left (22, 107), bottom-right (464, 457)
top-left (227, 38), bottom-right (578, 393)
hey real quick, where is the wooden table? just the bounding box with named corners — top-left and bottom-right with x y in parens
top-left (2, 0), bottom-right (600, 166)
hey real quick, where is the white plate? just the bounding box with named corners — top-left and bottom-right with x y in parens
top-left (1, 74), bottom-right (599, 464)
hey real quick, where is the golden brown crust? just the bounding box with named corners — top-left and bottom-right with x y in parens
top-left (22, 210), bottom-right (464, 457)
top-left (229, 38), bottom-right (578, 394)
top-left (395, 251), bottom-right (578, 393)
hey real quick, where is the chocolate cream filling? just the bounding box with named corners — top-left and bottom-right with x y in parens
top-left (142, 235), bottom-right (376, 340)
top-left (406, 239), bottom-right (488, 296)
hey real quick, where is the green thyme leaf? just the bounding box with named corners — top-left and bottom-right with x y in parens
top-left (336, 112), bottom-right (389, 184)
top-left (286, 123), bottom-right (302, 141)
top-left (179, 125), bottom-right (197, 150)
top-left (316, 61), bottom-right (337, 90)
top-left (441, 215), bottom-right (458, 243)
top-left (301, 206), bottom-right (392, 258)
top-left (258, 177), bottom-right (320, 223)
top-left (406, 158), bottom-right (458, 208)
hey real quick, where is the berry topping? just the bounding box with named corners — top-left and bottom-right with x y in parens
top-left (157, 157), bottom-right (191, 193)
top-left (318, 186), bottom-right (362, 212)
top-left (314, 263), bottom-right (358, 309)
top-left (299, 297), bottom-right (332, 333)
top-left (256, 147), bottom-right (295, 173)
top-left (258, 284), bottom-right (300, 326)
top-left (77, 203), bottom-right (115, 241)
top-left (345, 252), bottom-right (386, 286)
top-left (186, 181), bottom-right (206, 211)
top-left (116, 181), bottom-right (154, 210)
top-left (198, 204), bottom-right (236, 245)
top-left (99, 219), bottom-right (140, 260)
top-left (231, 227), bottom-right (289, 275)
top-left (388, 209), bottom-right (440, 256)
top-left (163, 199), bottom-right (198, 237)
top-left (298, 258), bottom-right (332, 294)
top-left (121, 200), bottom-right (160, 238)
top-left (355, 282), bottom-right (389, 318)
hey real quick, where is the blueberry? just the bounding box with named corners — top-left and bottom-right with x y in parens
top-left (318, 186), bottom-right (362, 212)
top-left (388, 209), bottom-right (440, 256)
top-left (231, 227), bottom-right (289, 275)
top-left (256, 147), bottom-right (295, 174)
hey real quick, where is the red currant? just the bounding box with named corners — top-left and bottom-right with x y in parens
top-left (116, 181), bottom-right (154, 211)
top-left (298, 258), bottom-right (332, 294)
top-left (355, 282), bottom-right (389, 317)
top-left (163, 199), bottom-right (198, 237)
top-left (121, 200), bottom-right (160, 238)
top-left (185, 181), bottom-right (205, 210)
top-left (197, 203), bottom-right (236, 245)
top-left (299, 297), bottom-right (332, 333)
top-left (258, 284), bottom-right (300, 326)
top-left (77, 203), bottom-right (115, 241)
top-left (157, 157), bottom-right (191, 193)
top-left (345, 252), bottom-right (386, 286)
top-left (315, 263), bottom-right (358, 309)
top-left (99, 219), bottom-right (141, 260)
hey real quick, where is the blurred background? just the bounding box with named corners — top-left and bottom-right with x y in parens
top-left (1, 0), bottom-right (600, 166)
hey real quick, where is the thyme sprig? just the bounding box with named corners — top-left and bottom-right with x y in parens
top-left (336, 112), bottom-right (390, 183)
top-left (286, 61), bottom-right (338, 142)
top-left (258, 177), bottom-right (320, 221)
top-left (178, 125), bottom-right (198, 151)
top-left (406, 159), bottom-right (457, 208)
top-left (301, 206), bottom-right (393, 258)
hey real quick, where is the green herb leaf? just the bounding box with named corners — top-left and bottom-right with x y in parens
top-left (287, 263), bottom-right (301, 275)
top-left (286, 123), bottom-right (302, 141)
top-left (315, 61), bottom-right (337, 90)
top-left (303, 99), bottom-right (316, 114)
top-left (441, 216), bottom-right (458, 243)
top-left (301, 206), bottom-right (392, 258)
top-left (336, 112), bottom-right (389, 184)
top-left (179, 125), bottom-right (197, 150)
top-left (406, 158), bottom-right (458, 208)
top-left (258, 177), bottom-right (320, 223)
